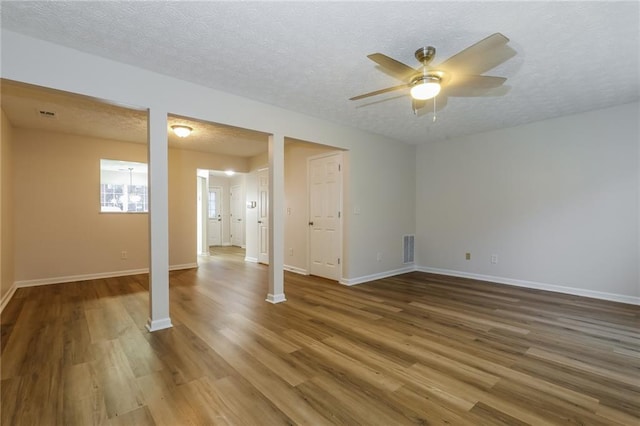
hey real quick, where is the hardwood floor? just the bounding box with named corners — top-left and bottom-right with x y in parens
top-left (2, 247), bottom-right (639, 425)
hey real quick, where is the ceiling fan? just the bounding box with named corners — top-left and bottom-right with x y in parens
top-left (350, 33), bottom-right (516, 115)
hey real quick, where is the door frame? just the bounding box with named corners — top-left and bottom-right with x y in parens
top-left (196, 175), bottom-right (208, 256)
top-left (257, 168), bottom-right (269, 264)
top-left (306, 151), bottom-right (343, 281)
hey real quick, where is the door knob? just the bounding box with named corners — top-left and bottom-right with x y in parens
top-left (308, 221), bottom-right (314, 226)
top-left (258, 220), bottom-right (262, 224)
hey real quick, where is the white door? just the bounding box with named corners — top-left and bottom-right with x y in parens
top-left (207, 186), bottom-right (222, 246)
top-left (230, 184), bottom-right (243, 247)
top-left (257, 169), bottom-right (269, 264)
top-left (308, 152), bottom-right (342, 281)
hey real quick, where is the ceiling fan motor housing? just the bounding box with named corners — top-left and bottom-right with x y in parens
top-left (415, 46), bottom-right (436, 65)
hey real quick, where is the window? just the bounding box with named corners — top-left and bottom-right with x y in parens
top-left (208, 189), bottom-right (217, 219)
top-left (100, 159), bottom-right (148, 213)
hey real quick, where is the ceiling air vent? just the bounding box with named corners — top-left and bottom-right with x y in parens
top-left (37, 109), bottom-right (56, 119)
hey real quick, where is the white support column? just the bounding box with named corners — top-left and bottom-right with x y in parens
top-left (146, 108), bottom-right (173, 331)
top-left (266, 133), bottom-right (286, 303)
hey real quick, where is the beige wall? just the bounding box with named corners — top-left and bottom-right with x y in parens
top-left (248, 152), bottom-right (268, 172)
top-left (11, 126), bottom-right (249, 283)
top-left (1, 109), bottom-right (15, 301)
top-left (13, 128), bottom-right (149, 282)
top-left (284, 141), bottom-right (337, 272)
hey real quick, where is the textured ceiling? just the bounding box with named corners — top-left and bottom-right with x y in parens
top-left (1, 79), bottom-right (269, 157)
top-left (1, 1), bottom-right (638, 145)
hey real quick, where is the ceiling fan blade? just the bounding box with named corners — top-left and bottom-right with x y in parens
top-left (444, 75), bottom-right (508, 97)
top-left (445, 85), bottom-right (510, 98)
top-left (438, 33), bottom-right (511, 75)
top-left (367, 53), bottom-right (418, 81)
top-left (349, 84), bottom-right (408, 101)
top-left (447, 74), bottom-right (506, 89)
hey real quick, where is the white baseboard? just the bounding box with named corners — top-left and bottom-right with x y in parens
top-left (15, 268), bottom-right (149, 288)
top-left (146, 317), bottom-right (173, 332)
top-left (284, 264), bottom-right (308, 275)
top-left (339, 265), bottom-right (416, 286)
top-left (14, 263), bottom-right (198, 288)
top-left (416, 266), bottom-right (640, 306)
top-left (0, 282), bottom-right (18, 314)
top-left (244, 256), bottom-right (258, 263)
top-left (266, 293), bottom-right (286, 304)
top-left (170, 263), bottom-right (198, 271)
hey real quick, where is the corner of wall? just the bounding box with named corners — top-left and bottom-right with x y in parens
top-left (0, 107), bottom-right (15, 307)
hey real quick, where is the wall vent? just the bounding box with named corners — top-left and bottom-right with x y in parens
top-left (37, 109), bottom-right (56, 119)
top-left (403, 235), bottom-right (415, 264)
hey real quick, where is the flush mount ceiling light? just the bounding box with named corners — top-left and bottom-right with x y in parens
top-left (410, 75), bottom-right (441, 100)
top-left (171, 125), bottom-right (192, 138)
top-left (225, 170), bottom-right (235, 176)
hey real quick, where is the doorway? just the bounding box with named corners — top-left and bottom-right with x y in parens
top-left (197, 169), bottom-right (247, 259)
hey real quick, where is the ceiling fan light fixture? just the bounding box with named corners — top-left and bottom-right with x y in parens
top-left (171, 125), bottom-right (192, 138)
top-left (410, 76), bottom-right (441, 100)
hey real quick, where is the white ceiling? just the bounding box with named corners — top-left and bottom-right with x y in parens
top-left (1, 1), bottom-right (638, 146)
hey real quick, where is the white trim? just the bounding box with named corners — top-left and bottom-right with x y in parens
top-left (244, 256), bottom-right (258, 263)
top-left (266, 293), bottom-right (287, 304)
top-left (416, 266), bottom-right (640, 306)
top-left (15, 268), bottom-right (149, 287)
top-left (169, 263), bottom-right (198, 271)
top-left (0, 282), bottom-right (18, 314)
top-left (14, 263), bottom-right (198, 288)
top-left (284, 264), bottom-right (308, 275)
top-left (339, 266), bottom-right (416, 286)
top-left (146, 317), bottom-right (173, 332)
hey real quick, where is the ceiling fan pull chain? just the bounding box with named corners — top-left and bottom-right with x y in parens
top-left (432, 96), bottom-right (437, 122)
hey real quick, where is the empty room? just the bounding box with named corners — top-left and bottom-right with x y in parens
top-left (1, 2), bottom-right (638, 425)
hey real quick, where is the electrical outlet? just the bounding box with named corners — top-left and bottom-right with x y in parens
top-left (289, 248), bottom-right (293, 256)
top-left (121, 251), bottom-right (127, 260)
top-left (376, 252), bottom-right (382, 262)
top-left (491, 254), bottom-right (498, 264)
top-left (465, 252), bottom-right (471, 260)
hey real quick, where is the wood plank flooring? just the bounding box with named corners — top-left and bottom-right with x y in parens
top-left (2, 247), bottom-right (639, 425)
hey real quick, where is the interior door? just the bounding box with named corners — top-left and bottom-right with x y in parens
top-left (308, 152), bottom-right (342, 281)
top-left (207, 186), bottom-right (222, 246)
top-left (257, 169), bottom-right (269, 264)
top-left (230, 184), bottom-right (243, 247)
